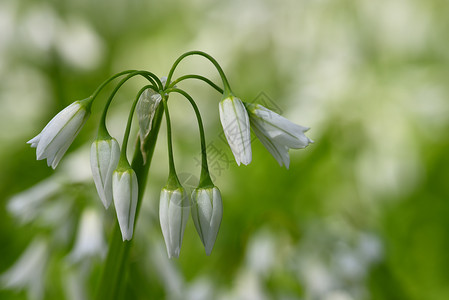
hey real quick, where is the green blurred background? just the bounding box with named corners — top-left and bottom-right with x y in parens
top-left (1, 0), bottom-right (449, 299)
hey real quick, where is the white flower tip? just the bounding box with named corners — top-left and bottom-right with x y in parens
top-left (27, 135), bottom-right (41, 148)
top-left (102, 199), bottom-right (111, 209)
top-left (168, 248), bottom-right (180, 259)
top-left (205, 245), bottom-right (213, 256)
top-left (240, 154), bottom-right (252, 166)
top-left (122, 231), bottom-right (133, 241)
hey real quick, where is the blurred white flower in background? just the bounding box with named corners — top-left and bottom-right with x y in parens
top-left (68, 208), bottom-right (107, 262)
top-left (1, 237), bottom-right (48, 300)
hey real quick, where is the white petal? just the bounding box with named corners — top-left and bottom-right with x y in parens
top-left (1, 237), bottom-right (48, 300)
top-left (191, 189), bottom-right (210, 244)
top-left (69, 209), bottom-right (106, 262)
top-left (90, 139), bottom-right (120, 208)
top-left (31, 101), bottom-right (90, 168)
top-left (251, 120), bottom-right (290, 168)
top-left (27, 134), bottom-right (41, 148)
top-left (205, 187), bottom-right (222, 255)
top-left (35, 102), bottom-right (82, 159)
top-left (159, 189), bottom-right (171, 255)
top-left (251, 104), bottom-right (311, 149)
top-left (112, 169), bottom-right (138, 241)
top-left (191, 187), bottom-right (222, 256)
top-left (159, 188), bottom-right (189, 258)
top-left (219, 97), bottom-right (252, 165)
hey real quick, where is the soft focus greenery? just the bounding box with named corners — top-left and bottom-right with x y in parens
top-left (1, 0), bottom-right (449, 299)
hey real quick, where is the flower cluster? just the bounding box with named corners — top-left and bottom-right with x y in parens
top-left (27, 51), bottom-right (312, 258)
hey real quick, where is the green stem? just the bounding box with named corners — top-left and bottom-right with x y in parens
top-left (96, 105), bottom-right (164, 300)
top-left (168, 74), bottom-right (224, 94)
top-left (165, 51), bottom-right (232, 96)
top-left (90, 70), bottom-right (138, 101)
top-left (98, 71), bottom-right (162, 139)
top-left (161, 97), bottom-right (181, 188)
top-left (119, 85), bottom-right (158, 164)
top-left (166, 88), bottom-right (213, 187)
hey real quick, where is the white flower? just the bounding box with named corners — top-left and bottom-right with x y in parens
top-left (90, 138), bottom-right (120, 208)
top-left (191, 186), bottom-right (222, 255)
top-left (112, 167), bottom-right (138, 241)
top-left (219, 95), bottom-right (252, 166)
top-left (68, 208), bottom-right (107, 262)
top-left (1, 237), bottom-right (48, 300)
top-left (246, 103), bottom-right (313, 168)
top-left (27, 99), bottom-right (91, 169)
top-left (159, 187), bottom-right (190, 258)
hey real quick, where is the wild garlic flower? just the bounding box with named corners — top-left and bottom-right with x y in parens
top-left (219, 95), bottom-right (252, 166)
top-left (245, 103), bottom-right (313, 168)
top-left (1, 237), bottom-right (48, 300)
top-left (90, 137), bottom-right (120, 208)
top-left (27, 99), bottom-right (91, 169)
top-left (159, 187), bottom-right (190, 258)
top-left (191, 186), bottom-right (223, 255)
top-left (69, 208), bottom-right (107, 262)
top-left (112, 165), bottom-right (139, 241)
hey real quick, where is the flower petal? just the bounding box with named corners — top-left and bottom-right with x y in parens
top-left (112, 169), bottom-right (138, 241)
top-left (219, 96), bottom-right (252, 165)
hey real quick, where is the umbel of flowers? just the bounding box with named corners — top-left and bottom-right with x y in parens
top-left (28, 51), bottom-right (313, 259)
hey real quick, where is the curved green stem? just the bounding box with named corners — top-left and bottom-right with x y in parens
top-left (165, 51), bottom-right (232, 96)
top-left (119, 85), bottom-right (158, 165)
top-left (98, 71), bottom-right (162, 139)
top-left (166, 88), bottom-right (213, 187)
top-left (90, 70), bottom-right (138, 101)
top-left (168, 74), bottom-right (224, 94)
top-left (161, 98), bottom-right (181, 188)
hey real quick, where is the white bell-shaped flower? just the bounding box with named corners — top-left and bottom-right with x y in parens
top-left (0, 237), bottom-right (48, 300)
top-left (219, 95), bottom-right (252, 166)
top-left (191, 186), bottom-right (222, 255)
top-left (90, 137), bottom-right (120, 208)
top-left (159, 187), bottom-right (190, 258)
top-left (112, 166), bottom-right (138, 241)
top-left (68, 208), bottom-right (107, 262)
top-left (246, 103), bottom-right (313, 168)
top-left (27, 99), bottom-right (91, 169)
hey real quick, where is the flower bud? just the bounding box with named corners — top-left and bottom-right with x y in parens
top-left (112, 167), bottom-right (138, 241)
top-left (90, 138), bottom-right (120, 208)
top-left (27, 99), bottom-right (91, 169)
top-left (159, 187), bottom-right (190, 258)
top-left (191, 186), bottom-right (222, 255)
top-left (219, 95), bottom-right (252, 166)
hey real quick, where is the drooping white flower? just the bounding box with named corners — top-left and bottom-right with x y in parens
top-left (191, 186), bottom-right (222, 255)
top-left (245, 103), bottom-right (313, 168)
top-left (159, 187), bottom-right (190, 258)
top-left (112, 167), bottom-right (138, 241)
top-left (68, 208), bottom-right (107, 262)
top-left (90, 137), bottom-right (120, 208)
top-left (27, 99), bottom-right (91, 169)
top-left (1, 237), bottom-right (48, 300)
top-left (219, 95), bottom-right (252, 166)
